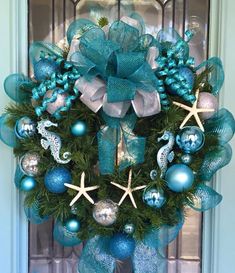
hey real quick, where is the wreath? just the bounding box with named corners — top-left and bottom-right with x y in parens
top-left (1, 14), bottom-right (234, 272)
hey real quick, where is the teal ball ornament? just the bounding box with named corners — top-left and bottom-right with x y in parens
top-left (143, 187), bottom-right (166, 208)
top-left (34, 59), bottom-right (60, 81)
top-left (181, 154), bottom-right (193, 165)
top-left (168, 67), bottom-right (194, 95)
top-left (53, 221), bottom-right (82, 247)
top-left (20, 176), bottom-right (37, 191)
top-left (109, 233), bottom-right (136, 260)
top-left (166, 164), bottom-right (194, 192)
top-left (176, 126), bottom-right (205, 154)
top-left (44, 167), bottom-right (72, 193)
top-left (123, 223), bottom-right (135, 235)
top-left (178, 67), bottom-right (195, 90)
top-left (71, 120), bottom-right (87, 136)
top-left (15, 117), bottom-right (36, 139)
top-left (64, 218), bottom-right (80, 233)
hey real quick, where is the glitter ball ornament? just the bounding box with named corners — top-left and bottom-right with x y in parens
top-left (43, 90), bottom-right (68, 115)
top-left (197, 92), bottom-right (218, 120)
top-left (109, 233), bottom-right (136, 260)
top-left (181, 154), bottom-right (193, 165)
top-left (166, 164), bottom-right (194, 192)
top-left (64, 218), bottom-right (80, 233)
top-left (20, 176), bottom-right (37, 191)
top-left (20, 153), bottom-right (40, 177)
top-left (93, 199), bottom-right (118, 226)
top-left (34, 59), bottom-right (60, 81)
top-left (15, 116), bottom-right (36, 139)
top-left (71, 120), bottom-right (87, 136)
top-left (123, 223), bottom-right (135, 235)
top-left (44, 167), bottom-right (72, 193)
top-left (143, 187), bottom-right (166, 209)
top-left (176, 126), bottom-right (205, 154)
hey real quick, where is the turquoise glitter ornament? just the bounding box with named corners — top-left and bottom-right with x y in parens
top-left (20, 176), bottom-right (37, 191)
top-left (64, 218), bottom-right (81, 233)
top-left (34, 58), bottom-right (60, 81)
top-left (109, 233), bottom-right (136, 260)
top-left (166, 164), bottom-right (194, 192)
top-left (176, 126), bottom-right (205, 154)
top-left (15, 116), bottom-right (36, 139)
top-left (71, 120), bottom-right (87, 136)
top-left (143, 187), bottom-right (166, 209)
top-left (123, 223), bottom-right (135, 235)
top-left (44, 167), bottom-right (72, 193)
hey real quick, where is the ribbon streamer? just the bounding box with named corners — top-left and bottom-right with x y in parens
top-left (97, 112), bottom-right (146, 174)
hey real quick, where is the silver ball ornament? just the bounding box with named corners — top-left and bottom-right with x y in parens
top-left (197, 92), bottom-right (218, 120)
top-left (20, 153), bottom-right (40, 177)
top-left (93, 199), bottom-right (118, 226)
top-left (15, 116), bottom-right (36, 139)
top-left (123, 223), bottom-right (135, 234)
top-left (43, 90), bottom-right (68, 115)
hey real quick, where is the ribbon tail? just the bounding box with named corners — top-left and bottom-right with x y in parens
top-left (78, 236), bottom-right (116, 273)
top-left (133, 242), bottom-right (167, 273)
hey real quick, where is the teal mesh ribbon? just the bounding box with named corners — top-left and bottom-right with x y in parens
top-left (97, 112), bottom-right (146, 174)
top-left (187, 183), bottom-right (222, 211)
top-left (4, 73), bottom-right (37, 103)
top-left (0, 114), bottom-right (18, 148)
top-left (78, 214), bottom-right (184, 273)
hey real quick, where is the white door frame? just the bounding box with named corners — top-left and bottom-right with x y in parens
top-left (0, 1), bottom-right (234, 273)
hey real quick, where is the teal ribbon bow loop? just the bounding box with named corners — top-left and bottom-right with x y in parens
top-left (97, 112), bottom-right (146, 174)
top-left (69, 14), bottom-right (161, 118)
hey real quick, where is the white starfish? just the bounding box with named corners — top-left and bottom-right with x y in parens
top-left (110, 169), bottom-right (146, 209)
top-left (173, 89), bottom-right (215, 132)
top-left (64, 172), bottom-right (99, 206)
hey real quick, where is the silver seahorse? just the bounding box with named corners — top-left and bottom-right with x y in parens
top-left (37, 119), bottom-right (71, 164)
top-left (157, 131), bottom-right (175, 178)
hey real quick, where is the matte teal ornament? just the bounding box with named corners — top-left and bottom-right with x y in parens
top-left (71, 120), bottom-right (87, 136)
top-left (109, 233), bottom-right (136, 260)
top-left (123, 223), bottom-right (135, 235)
top-left (15, 116), bottom-right (36, 139)
top-left (176, 126), bottom-right (205, 154)
top-left (34, 58), bottom-right (59, 81)
top-left (143, 187), bottom-right (166, 208)
top-left (20, 176), bottom-right (37, 191)
top-left (64, 218), bottom-right (80, 233)
top-left (166, 164), bottom-right (194, 192)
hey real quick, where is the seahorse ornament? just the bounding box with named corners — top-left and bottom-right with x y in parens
top-left (157, 131), bottom-right (175, 178)
top-left (37, 119), bottom-right (71, 164)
